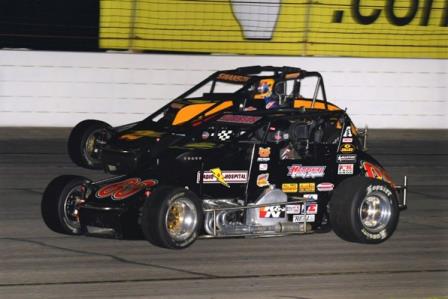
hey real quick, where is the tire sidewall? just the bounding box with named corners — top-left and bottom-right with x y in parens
top-left (141, 187), bottom-right (203, 249)
top-left (350, 180), bottom-right (399, 243)
top-left (41, 175), bottom-right (87, 235)
top-left (68, 120), bottom-right (110, 169)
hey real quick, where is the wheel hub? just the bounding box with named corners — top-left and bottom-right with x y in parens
top-left (63, 186), bottom-right (84, 231)
top-left (165, 198), bottom-right (197, 242)
top-left (359, 192), bottom-right (392, 233)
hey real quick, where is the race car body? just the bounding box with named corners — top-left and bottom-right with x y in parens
top-left (41, 66), bottom-right (407, 249)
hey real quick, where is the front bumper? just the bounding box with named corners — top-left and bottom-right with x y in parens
top-left (395, 176), bottom-right (408, 210)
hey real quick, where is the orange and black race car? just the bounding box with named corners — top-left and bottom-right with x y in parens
top-left (41, 66), bottom-right (407, 249)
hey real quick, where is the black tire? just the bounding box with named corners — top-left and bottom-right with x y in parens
top-left (329, 176), bottom-right (399, 244)
top-left (67, 119), bottom-right (110, 169)
top-left (41, 175), bottom-right (88, 235)
top-left (141, 187), bottom-right (203, 249)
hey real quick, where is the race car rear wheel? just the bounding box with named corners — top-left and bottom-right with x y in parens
top-left (41, 175), bottom-right (88, 235)
top-left (329, 176), bottom-right (399, 244)
top-left (68, 119), bottom-right (111, 169)
top-left (141, 187), bottom-right (203, 249)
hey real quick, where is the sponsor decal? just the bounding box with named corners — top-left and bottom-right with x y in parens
top-left (361, 228), bottom-right (388, 240)
top-left (120, 130), bottom-right (164, 141)
top-left (257, 147), bottom-right (271, 162)
top-left (338, 164), bottom-right (354, 175)
top-left (259, 163), bottom-right (268, 171)
top-left (299, 182), bottom-right (316, 193)
top-left (337, 154), bottom-right (357, 164)
top-left (217, 129), bottom-right (233, 141)
top-left (286, 204), bottom-right (302, 214)
top-left (197, 169), bottom-right (248, 187)
top-left (340, 143), bottom-right (355, 153)
top-left (96, 178), bottom-right (158, 200)
top-left (317, 182), bottom-right (334, 192)
top-left (303, 194), bottom-right (318, 201)
top-left (217, 114), bottom-right (261, 124)
top-left (287, 165), bottom-right (326, 179)
top-left (306, 203), bottom-right (318, 214)
top-left (256, 173), bottom-right (270, 187)
top-left (259, 206), bottom-right (285, 218)
top-left (362, 161), bottom-right (395, 185)
top-left (367, 184), bottom-right (393, 197)
top-left (286, 203), bottom-right (318, 214)
top-left (282, 183), bottom-right (298, 193)
top-left (293, 214), bottom-right (315, 223)
top-left (210, 168), bottom-right (229, 188)
top-left (343, 126), bottom-right (353, 137)
top-left (342, 137), bottom-right (353, 143)
top-left (216, 73), bottom-right (250, 83)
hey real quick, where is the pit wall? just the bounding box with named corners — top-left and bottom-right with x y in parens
top-left (0, 50), bottom-right (446, 128)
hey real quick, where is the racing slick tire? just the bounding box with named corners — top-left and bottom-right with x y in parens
top-left (68, 119), bottom-right (111, 169)
top-left (329, 176), bottom-right (399, 244)
top-left (41, 175), bottom-right (88, 235)
top-left (141, 187), bottom-right (203, 249)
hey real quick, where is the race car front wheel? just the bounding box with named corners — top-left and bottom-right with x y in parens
top-left (41, 175), bottom-right (88, 235)
top-left (329, 176), bottom-right (399, 244)
top-left (141, 187), bottom-right (203, 249)
top-left (68, 119), bottom-right (111, 169)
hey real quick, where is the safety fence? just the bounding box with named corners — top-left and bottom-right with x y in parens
top-left (1, 0), bottom-right (447, 58)
top-left (100, 0), bottom-right (448, 58)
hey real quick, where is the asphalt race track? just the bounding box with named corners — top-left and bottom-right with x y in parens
top-left (0, 128), bottom-right (447, 299)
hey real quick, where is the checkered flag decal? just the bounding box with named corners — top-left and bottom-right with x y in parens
top-left (217, 130), bottom-right (233, 141)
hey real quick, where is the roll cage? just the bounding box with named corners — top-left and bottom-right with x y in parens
top-left (142, 66), bottom-right (332, 130)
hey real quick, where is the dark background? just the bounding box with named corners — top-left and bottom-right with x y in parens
top-left (0, 0), bottom-right (99, 51)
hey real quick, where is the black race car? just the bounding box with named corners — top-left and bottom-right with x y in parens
top-left (41, 66), bottom-right (407, 249)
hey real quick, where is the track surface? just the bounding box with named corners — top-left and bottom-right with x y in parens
top-left (0, 128), bottom-right (447, 299)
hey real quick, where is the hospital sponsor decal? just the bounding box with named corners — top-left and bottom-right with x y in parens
top-left (197, 169), bottom-right (248, 187)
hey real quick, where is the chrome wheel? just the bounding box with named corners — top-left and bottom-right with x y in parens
top-left (63, 185), bottom-right (84, 233)
top-left (359, 192), bottom-right (392, 233)
top-left (165, 198), bottom-right (198, 242)
top-left (83, 129), bottom-right (103, 166)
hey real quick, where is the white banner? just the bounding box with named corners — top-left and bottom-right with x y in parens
top-left (0, 50), bottom-right (446, 128)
